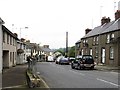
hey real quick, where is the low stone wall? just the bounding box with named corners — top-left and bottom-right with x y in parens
top-left (26, 69), bottom-right (49, 88)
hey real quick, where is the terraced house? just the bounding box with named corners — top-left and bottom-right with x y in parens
top-left (2, 25), bottom-right (18, 68)
top-left (0, 18), bottom-right (4, 73)
top-left (76, 10), bottom-right (120, 66)
top-left (17, 38), bottom-right (27, 64)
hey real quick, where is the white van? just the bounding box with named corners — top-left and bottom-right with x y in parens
top-left (47, 56), bottom-right (54, 62)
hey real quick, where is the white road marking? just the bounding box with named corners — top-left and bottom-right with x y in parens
top-left (96, 78), bottom-right (119, 87)
top-left (2, 85), bottom-right (26, 89)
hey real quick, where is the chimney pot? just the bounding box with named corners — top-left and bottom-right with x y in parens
top-left (101, 17), bottom-right (111, 25)
top-left (85, 28), bottom-right (92, 34)
top-left (20, 38), bottom-right (25, 42)
top-left (14, 33), bottom-right (18, 37)
top-left (115, 10), bottom-right (120, 20)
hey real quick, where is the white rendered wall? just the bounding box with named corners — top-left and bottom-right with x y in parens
top-left (0, 24), bottom-right (2, 73)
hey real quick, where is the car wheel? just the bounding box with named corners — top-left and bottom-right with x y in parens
top-left (90, 66), bottom-right (94, 70)
top-left (78, 65), bottom-right (81, 70)
top-left (71, 65), bottom-right (75, 69)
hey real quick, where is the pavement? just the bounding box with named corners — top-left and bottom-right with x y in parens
top-left (2, 63), bottom-right (120, 89)
top-left (2, 64), bottom-right (28, 89)
top-left (95, 64), bottom-right (120, 72)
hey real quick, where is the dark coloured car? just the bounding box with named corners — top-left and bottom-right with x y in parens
top-left (71, 55), bottom-right (95, 70)
top-left (68, 57), bottom-right (75, 63)
top-left (59, 58), bottom-right (70, 65)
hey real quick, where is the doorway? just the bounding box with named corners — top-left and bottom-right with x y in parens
top-left (3, 50), bottom-right (9, 68)
top-left (101, 48), bottom-right (105, 64)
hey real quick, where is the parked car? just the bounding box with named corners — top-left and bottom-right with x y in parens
top-left (55, 56), bottom-right (63, 64)
top-left (71, 55), bottom-right (95, 70)
top-left (59, 58), bottom-right (70, 65)
top-left (47, 56), bottom-right (54, 62)
top-left (68, 57), bottom-right (75, 63)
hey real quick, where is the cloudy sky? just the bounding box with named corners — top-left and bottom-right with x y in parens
top-left (0, 0), bottom-right (120, 49)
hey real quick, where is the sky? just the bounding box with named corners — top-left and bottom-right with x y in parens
top-left (0, 0), bottom-right (120, 49)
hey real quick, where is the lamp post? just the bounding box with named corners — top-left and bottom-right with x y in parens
top-left (20, 27), bottom-right (28, 39)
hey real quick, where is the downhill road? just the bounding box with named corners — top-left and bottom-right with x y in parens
top-left (36, 62), bottom-right (119, 88)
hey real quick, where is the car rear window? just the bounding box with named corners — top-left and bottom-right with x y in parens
top-left (83, 56), bottom-right (93, 60)
top-left (82, 56), bottom-right (94, 63)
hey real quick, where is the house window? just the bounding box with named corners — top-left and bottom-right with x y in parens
top-left (110, 33), bottom-right (115, 42)
top-left (106, 34), bottom-right (110, 43)
top-left (10, 52), bottom-right (12, 62)
top-left (7, 34), bottom-right (9, 44)
top-left (3, 32), bottom-right (5, 43)
top-left (77, 43), bottom-right (80, 48)
top-left (85, 48), bottom-right (87, 54)
top-left (10, 36), bottom-right (12, 45)
top-left (86, 39), bottom-right (88, 43)
top-left (93, 36), bottom-right (99, 45)
top-left (83, 39), bottom-right (88, 47)
top-left (13, 52), bottom-right (14, 63)
top-left (93, 37), bottom-right (96, 45)
top-left (110, 47), bottom-right (114, 59)
top-left (96, 36), bottom-right (99, 44)
top-left (13, 38), bottom-right (14, 45)
top-left (111, 33), bottom-right (114, 39)
top-left (83, 40), bottom-right (85, 44)
top-left (81, 49), bottom-right (83, 55)
top-left (90, 48), bottom-right (92, 55)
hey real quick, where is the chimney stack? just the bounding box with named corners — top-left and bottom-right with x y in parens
top-left (115, 10), bottom-right (120, 20)
top-left (43, 45), bottom-right (49, 48)
top-left (14, 33), bottom-right (18, 37)
top-left (20, 38), bottom-right (25, 42)
top-left (26, 40), bottom-right (30, 43)
top-left (85, 28), bottom-right (92, 34)
top-left (101, 17), bottom-right (111, 25)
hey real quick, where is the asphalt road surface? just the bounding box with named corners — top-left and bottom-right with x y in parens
top-left (36, 62), bottom-right (119, 88)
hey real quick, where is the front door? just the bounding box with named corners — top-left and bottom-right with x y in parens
top-left (101, 48), bottom-right (105, 64)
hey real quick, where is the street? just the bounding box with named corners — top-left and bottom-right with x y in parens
top-left (36, 62), bottom-right (119, 88)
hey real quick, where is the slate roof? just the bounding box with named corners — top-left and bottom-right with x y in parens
top-left (82, 18), bottom-right (120, 39)
top-left (2, 25), bottom-right (19, 40)
top-left (75, 39), bottom-right (81, 44)
top-left (0, 18), bottom-right (5, 24)
top-left (41, 47), bottom-right (52, 52)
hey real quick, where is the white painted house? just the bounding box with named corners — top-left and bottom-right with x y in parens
top-left (0, 18), bottom-right (4, 73)
top-left (17, 40), bottom-right (27, 64)
top-left (2, 25), bottom-right (18, 68)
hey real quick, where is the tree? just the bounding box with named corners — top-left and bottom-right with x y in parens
top-left (55, 48), bottom-right (65, 56)
top-left (68, 46), bottom-right (75, 57)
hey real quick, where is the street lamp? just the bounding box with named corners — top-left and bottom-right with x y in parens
top-left (20, 27), bottom-right (28, 39)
